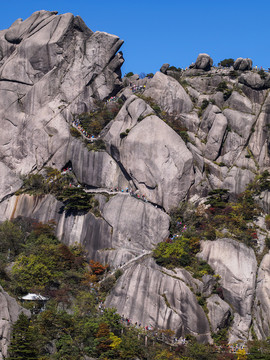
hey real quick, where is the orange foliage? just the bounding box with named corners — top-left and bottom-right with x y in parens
top-left (89, 260), bottom-right (108, 275)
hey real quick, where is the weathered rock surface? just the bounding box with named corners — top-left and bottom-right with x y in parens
top-left (253, 252), bottom-right (270, 339)
top-left (233, 58), bottom-right (253, 71)
top-left (65, 138), bottom-right (129, 189)
top-left (2, 11), bottom-right (270, 347)
top-left (194, 53), bottom-right (213, 71)
top-left (204, 111), bottom-right (227, 161)
top-left (198, 238), bottom-right (257, 343)
top-left (239, 72), bottom-right (267, 90)
top-left (0, 193), bottom-right (170, 267)
top-left (225, 91), bottom-right (253, 114)
top-left (160, 63), bottom-right (170, 74)
top-left (0, 286), bottom-right (30, 360)
top-left (0, 10), bottom-right (124, 202)
top-left (206, 294), bottom-right (232, 333)
top-left (144, 71), bottom-right (193, 114)
top-left (105, 257), bottom-right (211, 342)
top-left (104, 112), bottom-right (194, 211)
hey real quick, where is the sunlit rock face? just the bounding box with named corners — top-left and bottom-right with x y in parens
top-left (0, 10), bottom-right (124, 201)
top-left (2, 9), bottom-right (270, 351)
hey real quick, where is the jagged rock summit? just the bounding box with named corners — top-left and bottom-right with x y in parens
top-left (0, 10), bottom-right (124, 201)
top-left (1, 10), bottom-right (270, 356)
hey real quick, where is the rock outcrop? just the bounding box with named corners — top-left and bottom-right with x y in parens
top-left (144, 71), bottom-right (193, 114)
top-left (1, 10), bottom-right (270, 351)
top-left (0, 10), bottom-right (124, 202)
top-left (105, 257), bottom-right (211, 342)
top-left (195, 53), bottom-right (213, 71)
top-left (233, 57), bottom-right (253, 71)
top-left (253, 252), bottom-right (270, 339)
top-left (198, 239), bottom-right (257, 343)
top-left (0, 286), bottom-right (30, 360)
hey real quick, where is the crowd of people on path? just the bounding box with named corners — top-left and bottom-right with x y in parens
top-left (110, 186), bottom-right (150, 203)
top-left (130, 84), bottom-right (146, 93)
top-left (106, 96), bottom-right (119, 103)
top-left (72, 120), bottom-right (97, 141)
top-left (169, 222), bottom-right (188, 241)
top-left (228, 343), bottom-right (246, 353)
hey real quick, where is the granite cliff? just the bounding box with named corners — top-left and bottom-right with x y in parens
top-left (1, 10), bottom-right (270, 356)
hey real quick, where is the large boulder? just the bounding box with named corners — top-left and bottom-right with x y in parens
top-left (104, 111), bottom-right (194, 211)
top-left (160, 63), bottom-right (170, 74)
top-left (233, 57), bottom-right (253, 71)
top-left (225, 91), bottom-right (253, 114)
top-left (206, 294), bottom-right (232, 333)
top-left (195, 53), bottom-right (213, 71)
top-left (239, 72), bottom-right (267, 90)
top-left (204, 110), bottom-right (227, 161)
top-left (144, 71), bottom-right (193, 114)
top-left (223, 109), bottom-right (255, 141)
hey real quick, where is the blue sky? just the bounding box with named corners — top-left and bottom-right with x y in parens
top-left (1, 0), bottom-right (269, 75)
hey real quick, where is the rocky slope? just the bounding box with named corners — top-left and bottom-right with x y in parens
top-left (1, 10), bottom-right (270, 352)
top-left (0, 286), bottom-right (30, 360)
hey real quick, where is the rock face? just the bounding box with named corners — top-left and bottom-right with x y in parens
top-left (195, 53), bottom-right (213, 71)
top-left (206, 295), bottom-right (232, 333)
top-left (233, 57), bottom-right (253, 71)
top-left (198, 239), bottom-right (257, 343)
top-left (0, 10), bottom-right (124, 202)
top-left (160, 63), bottom-right (170, 74)
top-left (0, 286), bottom-right (30, 360)
top-left (144, 71), bottom-right (193, 114)
top-left (253, 252), bottom-right (270, 339)
top-left (102, 94), bottom-right (194, 211)
top-left (2, 11), bottom-right (270, 350)
top-left (105, 257), bottom-right (211, 343)
top-left (0, 193), bottom-right (170, 267)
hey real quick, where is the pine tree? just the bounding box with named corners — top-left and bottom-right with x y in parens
top-left (7, 313), bottom-right (38, 360)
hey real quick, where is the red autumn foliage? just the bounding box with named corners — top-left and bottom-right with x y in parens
top-left (89, 260), bottom-right (108, 275)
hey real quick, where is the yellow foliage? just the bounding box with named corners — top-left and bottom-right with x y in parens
top-left (109, 332), bottom-right (122, 349)
top-left (236, 348), bottom-right (247, 360)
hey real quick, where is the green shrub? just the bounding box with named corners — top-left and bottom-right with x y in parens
top-left (265, 215), bottom-right (270, 230)
top-left (86, 139), bottom-right (106, 152)
top-left (229, 70), bottom-right (239, 78)
top-left (197, 296), bottom-right (206, 307)
top-left (198, 99), bottom-right (209, 117)
top-left (206, 189), bottom-right (229, 209)
top-left (114, 269), bottom-right (123, 280)
top-left (258, 69), bottom-right (267, 79)
top-left (218, 58), bottom-right (234, 67)
top-left (70, 126), bottom-right (81, 138)
top-left (167, 66), bottom-right (181, 72)
top-left (223, 88), bottom-right (233, 101)
top-left (20, 173), bottom-right (48, 195)
top-left (216, 81), bottom-right (228, 92)
top-left (201, 99), bottom-right (209, 110)
top-left (56, 188), bottom-right (95, 214)
top-left (153, 235), bottom-right (200, 269)
top-left (75, 101), bottom-right (123, 138)
top-left (100, 276), bottom-right (115, 293)
top-left (125, 72), bottom-right (134, 77)
top-left (120, 132), bottom-right (127, 139)
top-left (265, 237), bottom-right (270, 249)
